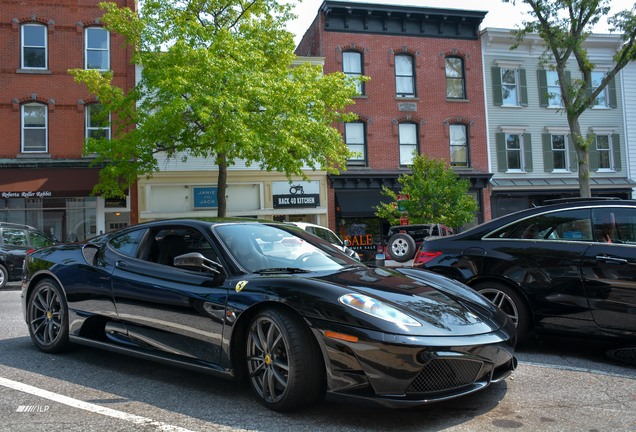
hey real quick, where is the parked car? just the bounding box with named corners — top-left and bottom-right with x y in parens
top-left (286, 221), bottom-right (360, 261)
top-left (22, 219), bottom-right (516, 411)
top-left (384, 223), bottom-right (454, 263)
top-left (0, 222), bottom-right (56, 288)
top-left (414, 198), bottom-right (636, 344)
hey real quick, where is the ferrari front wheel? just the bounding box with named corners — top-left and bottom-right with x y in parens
top-left (27, 278), bottom-right (70, 353)
top-left (246, 309), bottom-right (323, 411)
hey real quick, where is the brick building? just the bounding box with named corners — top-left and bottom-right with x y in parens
top-left (296, 1), bottom-right (492, 260)
top-left (0, 0), bottom-right (135, 241)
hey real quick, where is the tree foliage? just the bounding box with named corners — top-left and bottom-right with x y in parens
top-left (374, 154), bottom-right (478, 228)
top-left (506, 0), bottom-right (636, 197)
top-left (70, 0), bottom-right (360, 215)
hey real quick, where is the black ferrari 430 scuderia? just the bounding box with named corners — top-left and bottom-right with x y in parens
top-left (22, 219), bottom-right (516, 411)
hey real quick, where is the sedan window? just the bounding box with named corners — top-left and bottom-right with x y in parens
top-left (592, 208), bottom-right (636, 244)
top-left (488, 209), bottom-right (593, 241)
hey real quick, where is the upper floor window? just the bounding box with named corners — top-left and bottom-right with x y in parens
top-left (590, 133), bottom-right (621, 172)
top-left (449, 124), bottom-right (469, 167)
top-left (86, 104), bottom-right (111, 140)
top-left (445, 57), bottom-right (466, 99)
top-left (595, 135), bottom-right (613, 170)
top-left (551, 134), bottom-right (569, 171)
top-left (395, 54), bottom-right (415, 98)
top-left (21, 103), bottom-right (48, 153)
top-left (85, 27), bottom-right (110, 70)
top-left (398, 123), bottom-right (418, 165)
top-left (343, 51), bottom-right (364, 95)
top-left (546, 71), bottom-right (562, 107)
top-left (591, 71), bottom-right (608, 108)
top-left (21, 24), bottom-right (47, 69)
top-left (492, 66), bottom-right (527, 107)
top-left (496, 130), bottom-right (532, 173)
top-left (344, 122), bottom-right (366, 165)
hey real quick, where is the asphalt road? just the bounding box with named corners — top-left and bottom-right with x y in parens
top-left (1, 283), bottom-right (635, 432)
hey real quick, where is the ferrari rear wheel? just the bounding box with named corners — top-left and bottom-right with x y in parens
top-left (27, 278), bottom-right (70, 353)
top-left (475, 282), bottom-right (530, 342)
top-left (246, 309), bottom-right (323, 411)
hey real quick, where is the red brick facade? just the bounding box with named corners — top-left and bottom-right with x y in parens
top-left (1, 0), bottom-right (136, 237)
top-left (296, 3), bottom-right (493, 247)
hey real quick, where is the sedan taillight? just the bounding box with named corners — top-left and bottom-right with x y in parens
top-left (413, 250), bottom-right (442, 266)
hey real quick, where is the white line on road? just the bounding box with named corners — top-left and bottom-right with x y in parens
top-left (0, 376), bottom-right (195, 432)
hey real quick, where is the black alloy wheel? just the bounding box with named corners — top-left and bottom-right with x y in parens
top-left (246, 309), bottom-right (323, 411)
top-left (27, 279), bottom-right (70, 353)
top-left (475, 281), bottom-right (530, 342)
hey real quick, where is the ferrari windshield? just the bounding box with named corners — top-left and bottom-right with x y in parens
top-left (213, 223), bottom-right (359, 272)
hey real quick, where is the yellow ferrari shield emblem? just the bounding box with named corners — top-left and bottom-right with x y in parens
top-left (235, 280), bottom-right (248, 292)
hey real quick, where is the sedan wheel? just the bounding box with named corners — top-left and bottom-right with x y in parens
top-left (475, 282), bottom-right (530, 342)
top-left (27, 279), bottom-right (70, 353)
top-left (246, 309), bottom-right (323, 411)
top-left (0, 264), bottom-right (8, 288)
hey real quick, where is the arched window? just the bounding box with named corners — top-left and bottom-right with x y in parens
top-left (85, 27), bottom-right (110, 70)
top-left (344, 121), bottom-right (366, 165)
top-left (86, 104), bottom-right (111, 140)
top-left (449, 124), bottom-right (469, 167)
top-left (21, 23), bottom-right (47, 69)
top-left (21, 103), bottom-right (48, 153)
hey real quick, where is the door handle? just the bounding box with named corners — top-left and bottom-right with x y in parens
top-left (595, 255), bottom-right (628, 264)
top-left (115, 260), bottom-right (128, 268)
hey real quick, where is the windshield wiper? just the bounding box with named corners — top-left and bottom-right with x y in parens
top-left (254, 268), bottom-right (312, 274)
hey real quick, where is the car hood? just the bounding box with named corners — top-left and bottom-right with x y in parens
top-left (317, 266), bottom-right (507, 337)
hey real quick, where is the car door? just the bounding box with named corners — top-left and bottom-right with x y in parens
top-left (108, 225), bottom-right (228, 365)
top-left (582, 207), bottom-right (636, 332)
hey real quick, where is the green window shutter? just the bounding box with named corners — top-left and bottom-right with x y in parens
top-left (492, 67), bottom-right (502, 106)
top-left (542, 133), bottom-right (553, 172)
top-left (519, 69), bottom-right (528, 106)
top-left (608, 77), bottom-right (617, 108)
top-left (568, 136), bottom-right (578, 172)
top-left (496, 132), bottom-right (507, 172)
top-left (589, 140), bottom-right (599, 171)
top-left (523, 133), bottom-right (533, 172)
top-left (564, 71), bottom-right (572, 86)
top-left (538, 70), bottom-right (548, 107)
top-left (612, 133), bottom-right (621, 170)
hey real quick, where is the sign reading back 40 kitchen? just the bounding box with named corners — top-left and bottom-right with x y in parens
top-left (273, 181), bottom-right (320, 209)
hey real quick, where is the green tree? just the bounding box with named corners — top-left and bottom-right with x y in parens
top-left (71, 0), bottom-right (360, 216)
top-left (505, 0), bottom-right (636, 197)
top-left (374, 154), bottom-right (478, 228)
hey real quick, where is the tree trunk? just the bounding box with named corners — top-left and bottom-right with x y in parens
top-left (217, 152), bottom-right (228, 217)
top-left (567, 117), bottom-right (591, 198)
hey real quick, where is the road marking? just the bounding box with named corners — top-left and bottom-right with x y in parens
top-left (0, 377), bottom-right (195, 432)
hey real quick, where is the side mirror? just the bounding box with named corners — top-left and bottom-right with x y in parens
top-left (343, 239), bottom-right (351, 247)
top-left (174, 252), bottom-right (225, 277)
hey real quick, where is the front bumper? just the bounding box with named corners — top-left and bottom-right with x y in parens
top-left (312, 322), bottom-right (517, 408)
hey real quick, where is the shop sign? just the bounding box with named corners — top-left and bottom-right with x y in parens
top-left (272, 181), bottom-right (320, 209)
top-left (193, 187), bottom-right (218, 209)
top-left (1, 191), bottom-right (53, 198)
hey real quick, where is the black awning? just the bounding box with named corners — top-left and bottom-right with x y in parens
top-left (335, 189), bottom-right (392, 218)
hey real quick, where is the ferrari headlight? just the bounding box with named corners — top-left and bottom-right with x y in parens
top-left (339, 293), bottom-right (421, 327)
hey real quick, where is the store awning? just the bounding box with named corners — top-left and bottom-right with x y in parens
top-left (335, 189), bottom-right (392, 218)
top-left (0, 168), bottom-right (100, 197)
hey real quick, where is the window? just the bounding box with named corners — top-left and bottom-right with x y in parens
top-left (395, 54), bottom-right (415, 98)
top-left (86, 104), bottom-right (111, 140)
top-left (399, 123), bottom-right (418, 165)
top-left (505, 134), bottom-right (523, 171)
top-left (489, 209), bottom-right (593, 241)
top-left (21, 24), bottom-right (47, 69)
top-left (85, 27), bottom-right (110, 70)
top-left (546, 71), bottom-right (562, 107)
top-left (343, 51), bottom-right (363, 95)
top-left (21, 103), bottom-right (47, 153)
top-left (445, 57), bottom-right (466, 99)
top-left (591, 134), bottom-right (614, 171)
top-left (501, 68), bottom-right (519, 106)
top-left (592, 208), bottom-right (636, 244)
top-left (591, 71), bottom-right (608, 108)
top-left (551, 134), bottom-right (569, 170)
top-left (344, 122), bottom-right (366, 165)
top-left (449, 124), bottom-right (469, 167)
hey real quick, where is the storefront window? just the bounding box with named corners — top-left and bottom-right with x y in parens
top-left (336, 217), bottom-right (387, 263)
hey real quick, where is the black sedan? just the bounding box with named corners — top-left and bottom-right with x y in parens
top-left (415, 199), bottom-right (636, 344)
top-left (21, 219), bottom-right (516, 411)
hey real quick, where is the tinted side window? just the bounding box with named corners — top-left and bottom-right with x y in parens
top-left (109, 229), bottom-right (147, 258)
top-left (592, 207), bottom-right (636, 244)
top-left (2, 229), bottom-right (28, 246)
top-left (488, 209), bottom-right (593, 241)
top-left (30, 231), bottom-right (54, 248)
